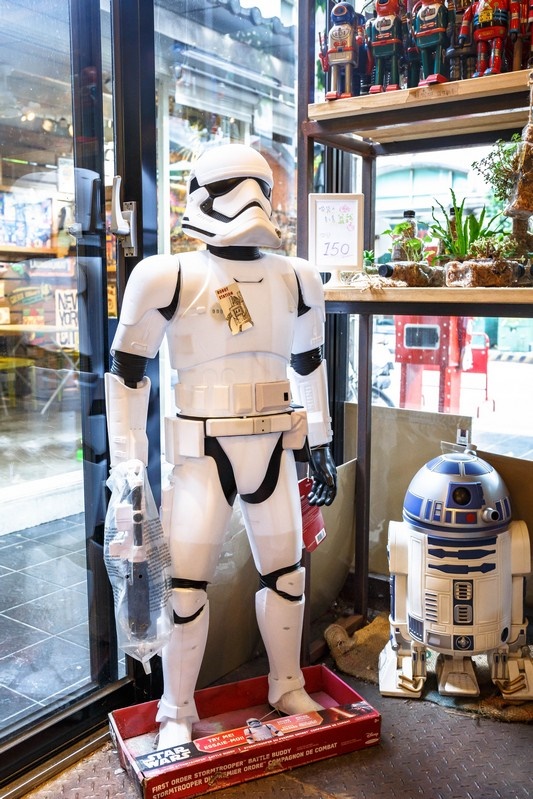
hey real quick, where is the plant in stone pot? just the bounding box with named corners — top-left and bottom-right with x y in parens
top-left (363, 249), bottom-right (377, 273)
top-left (382, 220), bottom-right (424, 261)
top-left (472, 133), bottom-right (533, 258)
top-left (379, 222), bottom-right (438, 286)
top-left (430, 189), bottom-right (522, 287)
top-left (429, 190), bottom-right (505, 260)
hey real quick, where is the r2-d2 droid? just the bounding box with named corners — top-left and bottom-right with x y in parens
top-left (379, 442), bottom-right (533, 700)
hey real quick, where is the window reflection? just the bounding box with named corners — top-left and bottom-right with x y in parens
top-left (155, 1), bottom-right (297, 256)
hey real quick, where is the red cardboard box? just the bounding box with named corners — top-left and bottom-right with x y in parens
top-left (109, 665), bottom-right (380, 799)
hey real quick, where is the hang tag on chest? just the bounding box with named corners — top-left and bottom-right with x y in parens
top-left (215, 282), bottom-right (254, 335)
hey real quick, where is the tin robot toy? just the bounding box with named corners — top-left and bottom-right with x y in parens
top-left (412, 0), bottom-right (454, 85)
top-left (320, 2), bottom-right (367, 99)
top-left (379, 437), bottom-right (532, 700)
top-left (367, 0), bottom-right (405, 92)
top-left (105, 143), bottom-right (337, 749)
top-left (458, 0), bottom-right (520, 76)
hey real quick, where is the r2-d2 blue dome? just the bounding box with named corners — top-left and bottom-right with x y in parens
top-left (402, 450), bottom-right (512, 539)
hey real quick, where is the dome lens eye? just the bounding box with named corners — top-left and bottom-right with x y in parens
top-left (452, 486), bottom-right (471, 506)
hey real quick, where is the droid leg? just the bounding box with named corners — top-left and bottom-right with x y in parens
top-left (484, 36), bottom-right (503, 74)
top-left (327, 65), bottom-right (341, 99)
top-left (369, 57), bottom-right (386, 93)
top-left (379, 636), bottom-right (427, 698)
top-left (386, 53), bottom-right (400, 91)
top-left (490, 643), bottom-right (533, 701)
top-left (435, 655), bottom-right (479, 696)
top-left (256, 568), bottom-right (322, 714)
top-left (473, 40), bottom-right (489, 76)
top-left (341, 63), bottom-right (353, 98)
top-left (419, 48), bottom-right (433, 83)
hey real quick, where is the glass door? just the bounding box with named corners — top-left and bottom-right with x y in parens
top-left (0, 0), bottom-right (134, 789)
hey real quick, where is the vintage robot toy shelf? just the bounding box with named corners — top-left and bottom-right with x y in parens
top-left (379, 435), bottom-right (533, 700)
top-left (320, 0), bottom-right (532, 97)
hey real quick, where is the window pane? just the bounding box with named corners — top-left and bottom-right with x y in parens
top-left (154, 1), bottom-right (297, 257)
top-left (0, 0), bottom-right (118, 748)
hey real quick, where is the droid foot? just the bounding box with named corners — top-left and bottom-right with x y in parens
top-left (154, 717), bottom-right (193, 750)
top-left (272, 687), bottom-right (323, 716)
top-left (436, 655), bottom-right (479, 696)
top-left (378, 641), bottom-right (425, 698)
top-left (493, 654), bottom-right (533, 701)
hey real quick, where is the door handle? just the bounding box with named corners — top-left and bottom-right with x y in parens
top-left (110, 175), bottom-right (138, 257)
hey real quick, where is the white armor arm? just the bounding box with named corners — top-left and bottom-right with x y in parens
top-left (110, 254), bottom-right (178, 358)
top-left (105, 373), bottom-right (151, 466)
top-left (105, 254), bottom-right (179, 466)
top-left (289, 258), bottom-right (332, 448)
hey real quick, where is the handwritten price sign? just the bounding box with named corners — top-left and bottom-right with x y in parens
top-left (309, 194), bottom-right (363, 270)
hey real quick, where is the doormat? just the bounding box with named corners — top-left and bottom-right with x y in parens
top-left (324, 614), bottom-right (533, 723)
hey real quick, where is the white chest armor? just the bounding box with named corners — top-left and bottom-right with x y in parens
top-left (168, 250), bottom-right (299, 417)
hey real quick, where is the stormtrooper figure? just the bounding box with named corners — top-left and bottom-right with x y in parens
top-left (105, 143), bottom-right (337, 749)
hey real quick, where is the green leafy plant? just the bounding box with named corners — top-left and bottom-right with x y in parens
top-left (471, 134), bottom-right (521, 204)
top-left (467, 233), bottom-right (519, 260)
top-left (382, 221), bottom-right (428, 262)
top-left (363, 249), bottom-right (375, 263)
top-left (429, 189), bottom-right (505, 260)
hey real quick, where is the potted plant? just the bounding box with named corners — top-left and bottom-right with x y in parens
top-left (430, 189), bottom-right (523, 286)
top-left (363, 249), bottom-right (376, 270)
top-left (471, 133), bottom-right (533, 259)
top-left (378, 220), bottom-right (441, 286)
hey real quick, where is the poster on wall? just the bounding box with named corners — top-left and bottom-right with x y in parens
top-left (0, 192), bottom-right (52, 249)
top-left (55, 288), bottom-right (78, 349)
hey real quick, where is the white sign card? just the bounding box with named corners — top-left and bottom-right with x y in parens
top-left (308, 193), bottom-right (363, 275)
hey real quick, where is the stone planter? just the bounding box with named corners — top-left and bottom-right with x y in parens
top-left (378, 261), bottom-right (445, 287)
top-left (445, 258), bottom-right (521, 287)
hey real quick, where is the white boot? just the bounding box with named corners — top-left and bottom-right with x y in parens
top-left (255, 585), bottom-right (322, 715)
top-left (155, 601), bottom-right (209, 749)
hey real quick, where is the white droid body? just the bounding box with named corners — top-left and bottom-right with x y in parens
top-left (105, 144), bottom-right (337, 750)
top-left (379, 448), bottom-right (533, 700)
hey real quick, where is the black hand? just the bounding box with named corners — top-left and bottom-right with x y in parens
top-left (308, 445), bottom-right (337, 507)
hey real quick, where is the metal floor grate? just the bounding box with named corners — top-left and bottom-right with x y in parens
top-left (17, 665), bottom-right (533, 799)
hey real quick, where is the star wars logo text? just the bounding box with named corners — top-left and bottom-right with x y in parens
top-left (137, 744), bottom-right (195, 770)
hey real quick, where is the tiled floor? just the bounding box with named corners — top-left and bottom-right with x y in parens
top-left (0, 514), bottom-right (91, 728)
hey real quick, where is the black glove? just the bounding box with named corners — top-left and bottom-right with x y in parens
top-left (308, 445), bottom-right (337, 507)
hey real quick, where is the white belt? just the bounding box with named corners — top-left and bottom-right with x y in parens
top-left (205, 413), bottom-right (293, 437)
top-left (165, 410), bottom-right (307, 465)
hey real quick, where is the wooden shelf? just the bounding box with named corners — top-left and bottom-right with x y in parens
top-left (305, 70), bottom-right (531, 151)
top-left (325, 285), bottom-right (533, 304)
top-left (0, 245), bottom-right (57, 259)
top-left (325, 285), bottom-right (533, 317)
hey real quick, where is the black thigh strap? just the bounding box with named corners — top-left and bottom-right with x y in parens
top-left (240, 435), bottom-right (284, 505)
top-left (204, 435), bottom-right (238, 506)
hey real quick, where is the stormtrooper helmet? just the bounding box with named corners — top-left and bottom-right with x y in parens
top-left (181, 143), bottom-right (281, 248)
